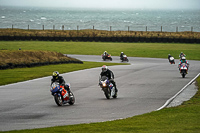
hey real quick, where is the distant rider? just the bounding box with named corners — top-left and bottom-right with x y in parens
top-left (51, 71), bottom-right (71, 94)
top-left (168, 54), bottom-right (172, 60)
top-left (179, 52), bottom-right (186, 60)
top-left (178, 57), bottom-right (189, 72)
top-left (100, 65), bottom-right (118, 93)
top-left (120, 52), bottom-right (125, 60)
top-left (103, 51), bottom-right (109, 56)
top-left (168, 54), bottom-right (173, 63)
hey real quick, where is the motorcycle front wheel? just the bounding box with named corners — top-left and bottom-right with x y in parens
top-left (103, 88), bottom-right (111, 99)
top-left (54, 95), bottom-right (63, 106)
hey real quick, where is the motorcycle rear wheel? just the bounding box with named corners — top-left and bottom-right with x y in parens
top-left (112, 92), bottom-right (117, 98)
top-left (69, 92), bottom-right (75, 105)
top-left (182, 73), bottom-right (186, 78)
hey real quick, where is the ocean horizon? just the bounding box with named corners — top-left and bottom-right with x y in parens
top-left (1, 6), bottom-right (200, 32)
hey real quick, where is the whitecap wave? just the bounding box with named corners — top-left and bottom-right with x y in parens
top-left (1, 16), bottom-right (5, 19)
top-left (41, 17), bottom-right (46, 20)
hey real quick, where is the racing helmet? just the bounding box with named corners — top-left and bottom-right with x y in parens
top-left (181, 56), bottom-right (186, 62)
top-left (53, 71), bottom-right (59, 79)
top-left (102, 65), bottom-right (108, 72)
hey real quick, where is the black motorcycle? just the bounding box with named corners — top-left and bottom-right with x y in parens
top-left (102, 54), bottom-right (112, 61)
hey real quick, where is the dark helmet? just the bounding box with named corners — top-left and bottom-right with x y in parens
top-left (52, 71), bottom-right (59, 79)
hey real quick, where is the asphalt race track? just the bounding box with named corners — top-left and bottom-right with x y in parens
top-left (0, 55), bottom-right (200, 131)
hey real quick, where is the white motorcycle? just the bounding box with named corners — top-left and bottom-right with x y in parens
top-left (169, 56), bottom-right (175, 64)
top-left (99, 76), bottom-right (117, 99)
top-left (179, 63), bottom-right (188, 78)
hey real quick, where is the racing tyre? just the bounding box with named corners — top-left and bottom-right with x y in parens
top-left (182, 73), bottom-right (185, 78)
top-left (104, 88), bottom-right (111, 99)
top-left (69, 92), bottom-right (75, 105)
top-left (112, 92), bottom-right (117, 98)
top-left (54, 95), bottom-right (63, 106)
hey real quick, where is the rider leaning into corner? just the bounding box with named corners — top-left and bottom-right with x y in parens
top-left (51, 71), bottom-right (71, 94)
top-left (99, 65), bottom-right (118, 93)
top-left (120, 52), bottom-right (125, 60)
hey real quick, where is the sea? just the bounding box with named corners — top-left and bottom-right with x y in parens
top-left (0, 6), bottom-right (200, 32)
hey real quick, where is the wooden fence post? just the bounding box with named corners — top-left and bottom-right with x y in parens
top-left (176, 26), bottom-right (178, 32)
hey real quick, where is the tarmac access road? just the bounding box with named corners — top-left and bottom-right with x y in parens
top-left (0, 55), bottom-right (200, 131)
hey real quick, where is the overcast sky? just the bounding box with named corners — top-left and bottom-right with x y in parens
top-left (0, 0), bottom-right (200, 10)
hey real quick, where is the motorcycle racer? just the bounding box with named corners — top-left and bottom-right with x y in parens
top-left (103, 51), bottom-right (108, 56)
top-left (179, 52), bottom-right (186, 60)
top-left (99, 65), bottom-right (118, 93)
top-left (178, 57), bottom-right (189, 72)
top-left (51, 71), bottom-right (71, 94)
top-left (168, 54), bottom-right (172, 60)
top-left (120, 52), bottom-right (125, 60)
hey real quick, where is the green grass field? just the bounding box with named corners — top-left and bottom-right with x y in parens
top-left (0, 41), bottom-right (200, 60)
top-left (0, 41), bottom-right (200, 133)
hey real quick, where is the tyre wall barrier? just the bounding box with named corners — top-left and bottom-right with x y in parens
top-left (0, 36), bottom-right (199, 43)
top-left (0, 60), bottom-right (83, 70)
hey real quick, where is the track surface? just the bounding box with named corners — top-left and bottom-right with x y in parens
top-left (0, 55), bottom-right (200, 131)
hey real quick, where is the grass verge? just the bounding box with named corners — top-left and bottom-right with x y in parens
top-left (0, 41), bottom-right (200, 60)
top-left (0, 50), bottom-right (82, 68)
top-left (0, 29), bottom-right (200, 39)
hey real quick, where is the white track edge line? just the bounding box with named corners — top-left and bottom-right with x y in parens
top-left (157, 73), bottom-right (200, 111)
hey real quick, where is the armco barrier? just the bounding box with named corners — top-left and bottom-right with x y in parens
top-left (0, 36), bottom-right (199, 43)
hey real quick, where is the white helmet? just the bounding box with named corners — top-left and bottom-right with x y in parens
top-left (181, 56), bottom-right (186, 60)
top-left (102, 65), bottom-right (108, 72)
